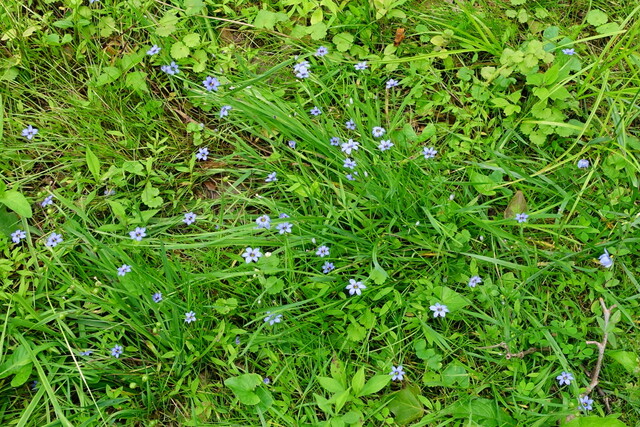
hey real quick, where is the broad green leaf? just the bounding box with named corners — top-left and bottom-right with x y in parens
top-left (156, 10), bottom-right (179, 37)
top-left (333, 32), bottom-right (354, 52)
top-left (564, 416), bottom-right (626, 427)
top-left (468, 171), bottom-right (496, 196)
top-left (585, 10), bottom-right (608, 26)
top-left (11, 363), bottom-right (32, 387)
top-left (183, 33), bottom-right (200, 47)
top-left (308, 22), bottom-right (327, 40)
top-left (310, 8), bottom-right (323, 25)
top-left (0, 346), bottom-right (30, 379)
top-left (95, 67), bottom-right (121, 86)
top-left (184, 0), bottom-right (204, 15)
top-left (85, 147), bottom-right (101, 182)
top-left (0, 190), bottom-right (32, 218)
top-left (442, 363), bottom-right (469, 387)
top-left (608, 350), bottom-right (640, 375)
top-left (317, 376), bottom-right (345, 394)
top-left (334, 389), bottom-right (351, 413)
top-left (388, 386), bottom-right (424, 425)
top-left (171, 42), bottom-right (189, 59)
top-left (253, 10), bottom-right (288, 30)
top-left (351, 367), bottom-right (365, 396)
top-left (141, 182), bottom-right (163, 208)
top-left (264, 276), bottom-right (284, 294)
top-left (125, 71), bottom-right (148, 93)
top-left (98, 16), bottom-right (116, 37)
top-left (358, 374), bottom-right (390, 396)
top-left (224, 374), bottom-right (262, 405)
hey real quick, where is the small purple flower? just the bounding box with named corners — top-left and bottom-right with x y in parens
top-left (343, 158), bottom-right (357, 169)
top-left (79, 350), bottom-right (93, 356)
top-left (310, 106), bottom-right (322, 116)
top-left (183, 212), bottom-right (196, 225)
top-left (577, 159), bottom-right (589, 169)
top-left (345, 278), bottom-right (366, 295)
top-left (22, 125), bottom-right (39, 140)
top-left (161, 62), bottom-right (179, 75)
top-left (378, 140), bottom-right (393, 151)
top-left (117, 264), bottom-right (132, 276)
top-left (390, 365), bottom-right (405, 381)
top-left (294, 61), bottom-right (310, 79)
top-left (279, 213), bottom-right (290, 219)
top-left (265, 172), bottom-right (277, 183)
top-left (322, 261), bottom-right (335, 274)
top-left (422, 147), bottom-right (437, 159)
top-left (152, 292), bottom-right (163, 303)
top-left (288, 140), bottom-right (297, 148)
top-left (468, 275), bottom-right (482, 288)
top-left (354, 61), bottom-right (368, 71)
top-left (386, 79), bottom-right (399, 89)
top-left (346, 173), bottom-right (357, 181)
top-left (556, 371), bottom-right (574, 386)
top-left (579, 395), bottom-right (593, 411)
top-left (256, 214), bottom-right (271, 229)
top-left (315, 46), bottom-right (329, 57)
top-left (429, 302), bottom-right (449, 318)
top-left (184, 311), bottom-right (196, 323)
top-left (11, 229), bottom-right (26, 244)
top-left (220, 105), bottom-right (232, 118)
top-left (196, 147), bottom-right (209, 161)
top-left (276, 222), bottom-right (292, 234)
top-left (316, 245), bottom-right (330, 257)
top-left (129, 227), bottom-right (146, 241)
top-left (515, 213), bottom-right (529, 223)
top-left (110, 344), bottom-right (123, 358)
top-left (146, 45), bottom-right (161, 56)
top-left (45, 232), bottom-right (63, 248)
top-left (562, 48), bottom-right (576, 55)
top-left (264, 311), bottom-right (283, 325)
top-left (341, 139), bottom-right (359, 155)
top-left (330, 137), bottom-right (341, 146)
top-left (263, 377), bottom-right (271, 385)
top-left (235, 335), bottom-right (241, 345)
top-left (599, 249), bottom-right (613, 268)
top-left (242, 247), bottom-right (262, 263)
top-left (203, 76), bottom-right (220, 91)
top-left (345, 120), bottom-right (356, 130)
top-left (41, 195), bottom-right (54, 207)
top-left (372, 127), bottom-right (386, 138)
top-left (31, 380), bottom-right (38, 390)
top-left (104, 189), bottom-right (116, 196)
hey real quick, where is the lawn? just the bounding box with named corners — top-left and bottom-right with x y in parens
top-left (1, 0), bottom-right (639, 425)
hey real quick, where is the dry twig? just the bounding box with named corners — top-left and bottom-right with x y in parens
top-left (585, 298), bottom-right (617, 395)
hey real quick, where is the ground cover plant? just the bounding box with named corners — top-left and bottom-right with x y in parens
top-left (1, 0), bottom-right (640, 425)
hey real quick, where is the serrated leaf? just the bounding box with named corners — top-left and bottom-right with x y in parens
top-left (184, 0), bottom-right (204, 15)
top-left (370, 263), bottom-right (388, 285)
top-left (333, 32), bottom-right (354, 52)
top-left (586, 10), bottom-right (608, 26)
top-left (98, 16), bottom-right (116, 38)
top-left (85, 147), bottom-right (101, 182)
top-left (156, 10), bottom-right (179, 37)
top-left (0, 190), bottom-right (32, 218)
top-left (253, 10), bottom-right (288, 30)
top-left (171, 42), bottom-right (189, 59)
top-left (125, 71), bottom-right (148, 93)
top-left (308, 22), bottom-right (327, 40)
top-left (141, 182), bottom-right (163, 208)
top-left (183, 33), bottom-right (200, 47)
top-left (95, 67), bottom-right (121, 86)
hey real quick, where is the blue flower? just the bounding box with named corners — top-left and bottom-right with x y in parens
top-left (354, 61), bottom-right (368, 70)
top-left (203, 76), bottom-right (220, 91)
top-left (556, 371), bottom-right (574, 386)
top-left (265, 172), bottom-right (277, 183)
top-left (279, 213), bottom-right (290, 219)
top-left (288, 140), bottom-right (297, 148)
top-left (152, 292), bottom-right (163, 303)
top-left (340, 139), bottom-right (359, 155)
top-left (599, 249), bottom-right (613, 268)
top-left (183, 212), bottom-right (196, 225)
top-left (196, 147), bottom-right (209, 161)
top-left (429, 303), bottom-right (449, 318)
top-left (276, 222), bottom-right (292, 234)
top-left (264, 311), bottom-right (283, 325)
top-left (104, 189), bottom-right (116, 196)
top-left (577, 159), bottom-right (589, 168)
top-left (45, 232), bottom-right (63, 248)
top-left (31, 380), bottom-right (38, 390)
top-left (79, 350), bottom-right (93, 356)
top-left (330, 137), bottom-right (341, 146)
top-left (294, 61), bottom-right (310, 79)
top-left (389, 365), bottom-right (405, 381)
top-left (515, 213), bottom-right (529, 223)
top-left (117, 264), bottom-right (132, 276)
top-left (422, 147), bottom-right (437, 159)
top-left (146, 45), bottom-right (161, 56)
top-left (315, 46), bottom-right (329, 57)
top-left (343, 158), bottom-right (357, 169)
top-left (256, 214), bottom-right (271, 229)
top-left (263, 377), bottom-right (271, 385)
top-left (11, 229), bottom-right (26, 243)
top-left (345, 119), bottom-right (356, 130)
top-left (235, 335), bottom-right (241, 345)
top-left (372, 126), bottom-right (386, 138)
top-left (310, 106), bottom-right (322, 116)
top-left (562, 48), bottom-right (576, 55)
top-left (161, 62), bottom-right (179, 75)
top-left (220, 105), bottom-right (232, 118)
top-left (184, 311), bottom-right (197, 323)
top-left (345, 278), bottom-right (366, 295)
top-left (110, 344), bottom-right (123, 358)
top-left (386, 79), bottom-right (399, 89)
top-left (378, 140), bottom-right (393, 151)
top-left (322, 261), bottom-right (335, 273)
top-left (578, 395), bottom-right (593, 411)
top-left (316, 245), bottom-right (330, 257)
top-left (129, 227), bottom-right (146, 241)
top-left (346, 172), bottom-right (357, 181)
top-left (242, 247), bottom-right (262, 263)
top-left (468, 275), bottom-right (482, 288)
top-left (22, 125), bottom-right (39, 140)
top-left (41, 195), bottom-right (54, 207)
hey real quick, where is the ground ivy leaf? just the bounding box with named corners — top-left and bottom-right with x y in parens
top-left (171, 42), bottom-right (189, 59)
top-left (333, 32), bottom-right (354, 52)
top-left (586, 10), bottom-right (608, 26)
top-left (388, 386), bottom-right (424, 425)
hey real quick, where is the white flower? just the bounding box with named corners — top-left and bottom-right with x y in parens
top-left (599, 249), bottom-right (613, 268)
top-left (264, 311), bottom-right (283, 325)
top-left (183, 212), bottom-right (196, 225)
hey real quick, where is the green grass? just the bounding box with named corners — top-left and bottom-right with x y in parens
top-left (1, 0), bottom-right (640, 425)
